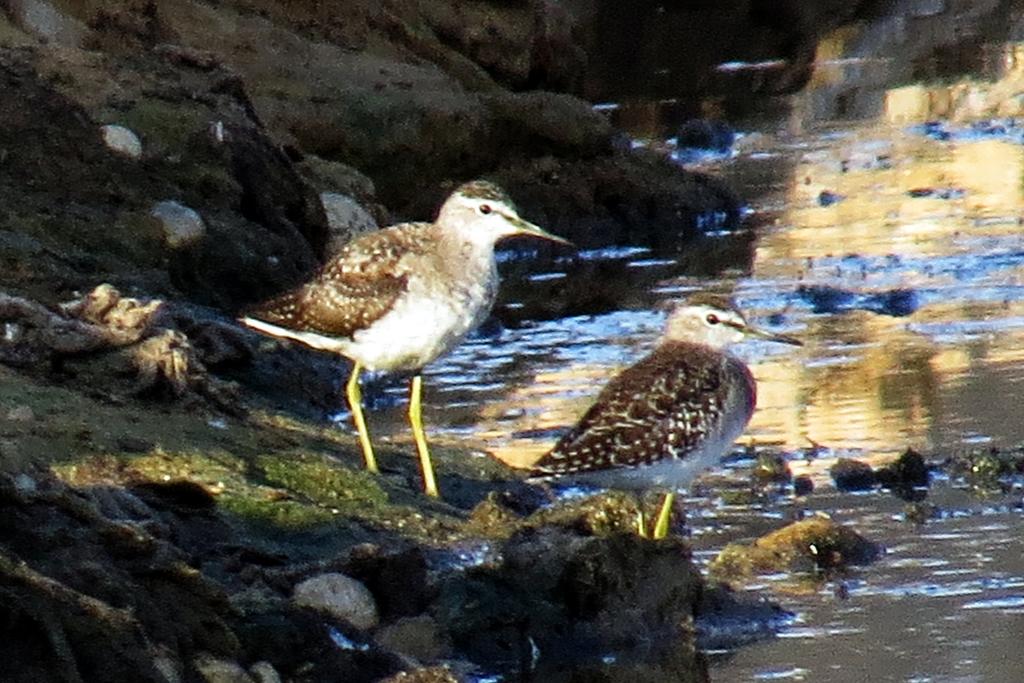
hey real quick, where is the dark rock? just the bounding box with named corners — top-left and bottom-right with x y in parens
top-left (906, 187), bottom-right (966, 200)
top-left (875, 448), bottom-right (930, 495)
top-left (797, 284), bottom-right (857, 314)
top-left (676, 119), bottom-right (735, 153)
top-left (0, 472), bottom-right (238, 681)
top-left (343, 544), bottom-right (433, 622)
top-left (131, 479), bottom-right (219, 512)
top-left (433, 528), bottom-right (703, 674)
top-left (0, 47), bottom-right (325, 313)
top-left (903, 502), bottom-right (939, 525)
top-left (792, 474), bottom-right (814, 497)
top-left (494, 152), bottom-right (741, 251)
top-left (797, 285), bottom-right (919, 318)
top-left (817, 190), bottom-right (844, 206)
top-left (696, 582), bottom-right (792, 651)
top-left (830, 458), bottom-right (877, 491)
top-left (863, 288), bottom-right (918, 317)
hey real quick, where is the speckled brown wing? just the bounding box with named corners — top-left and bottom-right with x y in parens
top-left (245, 223), bottom-right (437, 339)
top-left (531, 342), bottom-right (726, 476)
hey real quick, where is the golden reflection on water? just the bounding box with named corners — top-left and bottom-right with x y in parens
top-left (431, 40), bottom-right (1024, 477)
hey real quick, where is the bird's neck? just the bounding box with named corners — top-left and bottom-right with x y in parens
top-left (437, 228), bottom-right (497, 264)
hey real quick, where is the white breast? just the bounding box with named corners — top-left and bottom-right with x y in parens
top-left (345, 258), bottom-right (498, 372)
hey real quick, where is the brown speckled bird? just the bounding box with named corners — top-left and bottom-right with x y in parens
top-left (530, 294), bottom-right (801, 538)
top-left (242, 180), bottom-right (569, 498)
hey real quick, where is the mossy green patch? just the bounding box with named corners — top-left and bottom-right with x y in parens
top-left (119, 99), bottom-right (212, 153)
top-left (257, 450), bottom-right (388, 512)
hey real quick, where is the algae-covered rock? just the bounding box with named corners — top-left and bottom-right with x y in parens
top-left (525, 490), bottom-right (645, 537)
top-left (948, 447), bottom-right (1023, 490)
top-left (709, 515), bottom-right (882, 582)
top-left (751, 451), bottom-right (792, 487)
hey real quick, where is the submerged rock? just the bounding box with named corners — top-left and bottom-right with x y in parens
top-left (709, 515), bottom-right (882, 581)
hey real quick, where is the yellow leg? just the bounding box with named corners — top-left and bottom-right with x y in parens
top-left (636, 509), bottom-right (650, 538)
top-left (652, 492), bottom-right (675, 540)
top-left (409, 375), bottom-right (439, 498)
top-left (345, 362), bottom-right (378, 474)
top-left (633, 492), bottom-right (650, 538)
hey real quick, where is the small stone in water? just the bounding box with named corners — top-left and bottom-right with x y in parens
top-left (100, 124), bottom-right (143, 159)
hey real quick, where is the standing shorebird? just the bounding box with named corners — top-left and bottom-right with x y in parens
top-left (242, 180), bottom-right (569, 498)
top-left (530, 294), bottom-right (801, 539)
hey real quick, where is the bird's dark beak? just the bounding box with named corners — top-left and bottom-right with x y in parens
top-left (508, 215), bottom-right (573, 246)
top-left (744, 323), bottom-right (803, 346)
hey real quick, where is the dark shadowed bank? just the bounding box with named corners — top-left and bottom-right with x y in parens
top-left (0, 1), bottom-right (882, 681)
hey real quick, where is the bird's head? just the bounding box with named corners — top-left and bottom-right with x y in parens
top-left (437, 180), bottom-right (571, 247)
top-left (664, 293), bottom-right (802, 350)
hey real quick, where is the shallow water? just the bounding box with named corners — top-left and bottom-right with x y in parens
top-left (363, 5), bottom-right (1024, 681)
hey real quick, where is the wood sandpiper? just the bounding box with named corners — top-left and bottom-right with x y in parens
top-left (242, 180), bottom-right (569, 498)
top-left (529, 293), bottom-right (801, 538)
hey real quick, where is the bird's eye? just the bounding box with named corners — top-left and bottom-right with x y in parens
top-left (706, 314), bottom-right (720, 325)
top-left (479, 204), bottom-right (492, 215)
